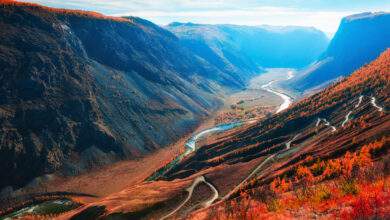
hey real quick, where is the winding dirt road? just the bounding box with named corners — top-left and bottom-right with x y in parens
top-left (355, 95), bottom-right (363, 108)
top-left (160, 175), bottom-right (218, 220)
top-left (286, 134), bottom-right (301, 150)
top-left (162, 70), bottom-right (298, 217)
top-left (222, 154), bottom-right (276, 201)
top-left (341, 111), bottom-right (353, 127)
top-left (317, 118), bottom-right (337, 132)
top-left (371, 97), bottom-right (384, 112)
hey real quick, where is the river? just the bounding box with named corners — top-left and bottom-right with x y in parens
top-left (147, 122), bottom-right (243, 181)
top-left (1, 199), bottom-right (79, 220)
top-left (261, 80), bottom-right (293, 113)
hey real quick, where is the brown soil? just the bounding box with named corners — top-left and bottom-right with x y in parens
top-left (35, 130), bottom-right (197, 203)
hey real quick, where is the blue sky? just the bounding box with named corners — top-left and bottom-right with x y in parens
top-left (20, 0), bottom-right (390, 36)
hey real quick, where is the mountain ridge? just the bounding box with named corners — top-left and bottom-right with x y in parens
top-left (166, 22), bottom-right (329, 70)
top-left (291, 11), bottom-right (390, 91)
top-left (0, 1), bottom-right (248, 190)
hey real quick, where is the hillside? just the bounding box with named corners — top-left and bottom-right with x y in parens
top-left (54, 48), bottom-right (389, 220)
top-left (159, 49), bottom-right (389, 185)
top-left (166, 23), bottom-right (329, 73)
top-left (291, 12), bottom-right (390, 91)
top-left (0, 1), bottom-right (246, 191)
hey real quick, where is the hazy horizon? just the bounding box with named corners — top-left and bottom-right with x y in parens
top-left (19, 0), bottom-right (390, 37)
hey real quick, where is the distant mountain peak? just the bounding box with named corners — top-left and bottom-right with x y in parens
top-left (167, 23), bottom-right (329, 69)
top-left (256, 24), bottom-right (321, 33)
top-left (344, 11), bottom-right (389, 22)
top-left (167, 22), bottom-right (200, 27)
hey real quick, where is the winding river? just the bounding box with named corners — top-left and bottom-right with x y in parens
top-left (3, 70), bottom-right (297, 219)
top-left (147, 122), bottom-right (243, 181)
top-left (260, 70), bottom-right (295, 114)
top-left (1, 199), bottom-right (79, 220)
top-left (261, 81), bottom-right (293, 113)
top-left (185, 122), bottom-right (243, 153)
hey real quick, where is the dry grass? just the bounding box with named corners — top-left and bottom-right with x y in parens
top-left (35, 135), bottom-right (190, 204)
top-left (0, 0), bottom-right (130, 23)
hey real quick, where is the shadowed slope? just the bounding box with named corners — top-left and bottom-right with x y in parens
top-left (291, 12), bottom-right (390, 91)
top-left (0, 1), bottom-right (244, 190)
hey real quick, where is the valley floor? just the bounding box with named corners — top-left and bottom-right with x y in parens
top-left (215, 68), bottom-right (297, 124)
top-left (57, 69), bottom-right (296, 197)
top-left (1, 69), bottom-right (298, 218)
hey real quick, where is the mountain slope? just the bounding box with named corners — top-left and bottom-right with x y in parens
top-left (291, 12), bottom-right (390, 91)
top-left (59, 47), bottom-right (389, 220)
top-left (166, 23), bottom-right (329, 73)
top-left (0, 1), bottom-right (244, 190)
top-left (161, 49), bottom-right (389, 182)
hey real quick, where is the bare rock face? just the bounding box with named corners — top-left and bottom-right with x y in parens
top-left (0, 3), bottom-right (246, 189)
top-left (292, 12), bottom-right (390, 91)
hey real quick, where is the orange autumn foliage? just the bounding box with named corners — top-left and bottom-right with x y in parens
top-left (205, 194), bottom-right (268, 220)
top-left (296, 165), bottom-right (315, 183)
top-left (270, 177), bottom-right (292, 194)
top-left (295, 138), bottom-right (386, 184)
top-left (195, 138), bottom-right (389, 220)
top-left (288, 49), bottom-right (389, 119)
top-left (0, 0), bottom-right (130, 23)
top-left (339, 178), bottom-right (390, 219)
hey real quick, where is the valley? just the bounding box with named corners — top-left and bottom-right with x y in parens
top-left (53, 49), bottom-right (389, 220)
top-left (0, 66), bottom-right (297, 219)
top-left (215, 68), bottom-right (297, 124)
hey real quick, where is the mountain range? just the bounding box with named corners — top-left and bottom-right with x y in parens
top-left (167, 22), bottom-right (329, 70)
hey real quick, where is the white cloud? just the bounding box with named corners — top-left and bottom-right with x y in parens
top-left (20, 0), bottom-right (389, 36)
top-left (115, 7), bottom-right (357, 36)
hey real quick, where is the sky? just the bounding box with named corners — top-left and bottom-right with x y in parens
top-left (20, 0), bottom-right (390, 36)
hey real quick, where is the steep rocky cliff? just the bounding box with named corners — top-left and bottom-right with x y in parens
top-left (0, 1), bottom-right (244, 189)
top-left (291, 12), bottom-right (390, 90)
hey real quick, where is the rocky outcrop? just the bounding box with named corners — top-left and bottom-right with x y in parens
top-left (291, 12), bottom-right (390, 91)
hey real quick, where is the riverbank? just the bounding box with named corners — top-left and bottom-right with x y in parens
top-left (215, 68), bottom-right (297, 124)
